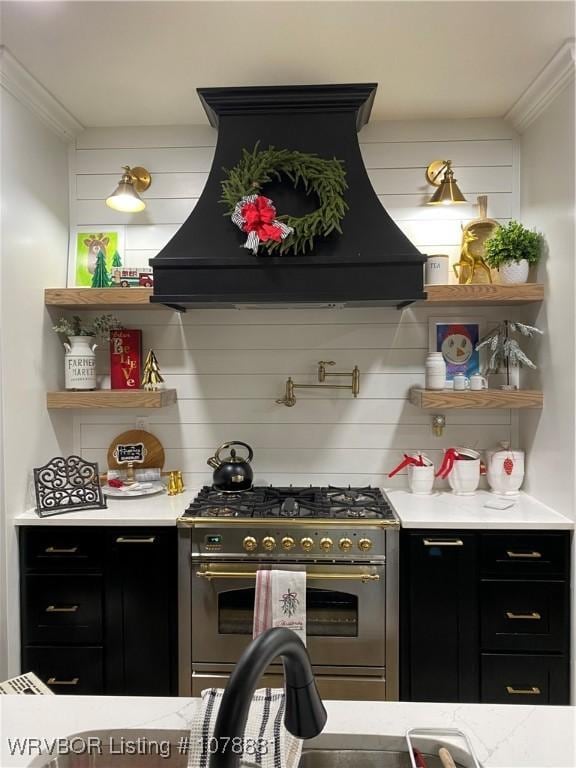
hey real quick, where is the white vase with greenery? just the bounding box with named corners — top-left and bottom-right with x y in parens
top-left (483, 220), bottom-right (542, 285)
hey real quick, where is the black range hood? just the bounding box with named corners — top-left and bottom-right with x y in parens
top-left (150, 84), bottom-right (427, 310)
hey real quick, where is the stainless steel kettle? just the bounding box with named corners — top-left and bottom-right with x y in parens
top-left (207, 441), bottom-right (254, 492)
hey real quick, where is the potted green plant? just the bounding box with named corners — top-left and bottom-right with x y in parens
top-left (53, 314), bottom-right (120, 390)
top-left (483, 220), bottom-right (542, 285)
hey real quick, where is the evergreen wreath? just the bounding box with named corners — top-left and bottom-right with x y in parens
top-left (220, 143), bottom-right (348, 255)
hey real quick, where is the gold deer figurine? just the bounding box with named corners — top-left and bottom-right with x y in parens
top-left (453, 230), bottom-right (493, 285)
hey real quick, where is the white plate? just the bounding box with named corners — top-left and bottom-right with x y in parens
top-left (103, 482), bottom-right (166, 498)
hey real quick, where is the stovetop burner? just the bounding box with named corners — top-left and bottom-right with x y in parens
top-left (184, 485), bottom-right (397, 521)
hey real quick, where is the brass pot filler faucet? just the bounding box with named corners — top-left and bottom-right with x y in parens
top-left (276, 361), bottom-right (360, 407)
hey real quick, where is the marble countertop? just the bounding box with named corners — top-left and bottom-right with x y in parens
top-left (13, 488), bottom-right (573, 530)
top-left (386, 489), bottom-right (574, 530)
top-left (12, 489), bottom-right (201, 526)
top-left (0, 696), bottom-right (574, 767)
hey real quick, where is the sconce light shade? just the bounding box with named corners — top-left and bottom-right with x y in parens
top-left (106, 166), bottom-right (151, 213)
top-left (426, 160), bottom-right (466, 205)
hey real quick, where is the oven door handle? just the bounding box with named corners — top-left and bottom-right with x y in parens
top-left (195, 570), bottom-right (380, 583)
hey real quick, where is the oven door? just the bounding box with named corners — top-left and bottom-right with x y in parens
top-left (191, 561), bottom-right (385, 669)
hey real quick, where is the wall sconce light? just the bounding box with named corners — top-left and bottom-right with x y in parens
top-left (425, 160), bottom-right (466, 205)
top-left (105, 166), bottom-right (152, 213)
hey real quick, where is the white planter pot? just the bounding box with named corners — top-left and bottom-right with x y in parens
top-left (64, 335), bottom-right (97, 390)
top-left (448, 458), bottom-right (480, 495)
top-left (499, 259), bottom-right (530, 285)
top-left (407, 464), bottom-right (435, 495)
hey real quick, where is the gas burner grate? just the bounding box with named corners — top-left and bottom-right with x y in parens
top-left (184, 484), bottom-right (397, 520)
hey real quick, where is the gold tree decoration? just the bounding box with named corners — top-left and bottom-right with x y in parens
top-left (141, 350), bottom-right (164, 391)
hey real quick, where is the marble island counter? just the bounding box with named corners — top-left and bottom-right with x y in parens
top-left (0, 696), bottom-right (574, 767)
top-left (12, 489), bottom-right (574, 530)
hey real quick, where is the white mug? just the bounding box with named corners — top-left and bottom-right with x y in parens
top-left (470, 373), bottom-right (488, 391)
top-left (453, 373), bottom-right (470, 391)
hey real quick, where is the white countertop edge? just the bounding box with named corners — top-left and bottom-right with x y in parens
top-left (0, 696), bottom-right (574, 768)
top-left (11, 488), bottom-right (574, 530)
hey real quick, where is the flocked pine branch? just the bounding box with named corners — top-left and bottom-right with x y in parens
top-left (475, 319), bottom-right (543, 379)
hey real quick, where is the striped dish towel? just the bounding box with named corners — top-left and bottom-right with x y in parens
top-left (187, 687), bottom-right (303, 768)
top-left (253, 570), bottom-right (306, 644)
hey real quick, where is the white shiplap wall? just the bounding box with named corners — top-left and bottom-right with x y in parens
top-left (70, 119), bottom-right (520, 488)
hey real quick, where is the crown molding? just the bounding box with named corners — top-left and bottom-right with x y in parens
top-left (0, 46), bottom-right (83, 141)
top-left (506, 39), bottom-right (575, 133)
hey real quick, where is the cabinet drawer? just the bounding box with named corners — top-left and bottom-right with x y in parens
top-left (22, 574), bottom-right (103, 644)
top-left (481, 580), bottom-right (566, 653)
top-left (23, 646), bottom-right (104, 695)
top-left (481, 653), bottom-right (569, 705)
top-left (21, 527), bottom-right (103, 571)
top-left (480, 533), bottom-right (568, 578)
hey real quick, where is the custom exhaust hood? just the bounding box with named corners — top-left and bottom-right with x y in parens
top-left (150, 84), bottom-right (427, 310)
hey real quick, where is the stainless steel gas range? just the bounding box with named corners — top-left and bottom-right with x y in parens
top-left (177, 485), bottom-right (400, 701)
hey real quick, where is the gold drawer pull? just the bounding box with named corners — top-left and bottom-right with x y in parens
top-left (47, 677), bottom-right (79, 686)
top-left (44, 546), bottom-right (78, 554)
top-left (115, 536), bottom-right (156, 544)
top-left (423, 539), bottom-right (464, 547)
top-left (506, 550), bottom-right (542, 559)
top-left (45, 605), bottom-right (79, 613)
top-left (506, 685), bottom-right (541, 696)
top-left (505, 611), bottom-right (541, 620)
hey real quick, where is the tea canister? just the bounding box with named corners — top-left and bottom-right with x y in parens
top-left (486, 441), bottom-right (525, 495)
top-left (425, 352), bottom-right (446, 390)
top-left (63, 336), bottom-right (97, 390)
top-left (425, 254), bottom-right (450, 285)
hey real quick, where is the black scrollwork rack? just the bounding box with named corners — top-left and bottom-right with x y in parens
top-left (33, 455), bottom-right (107, 517)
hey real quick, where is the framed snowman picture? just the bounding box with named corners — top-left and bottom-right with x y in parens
top-left (429, 317), bottom-right (485, 383)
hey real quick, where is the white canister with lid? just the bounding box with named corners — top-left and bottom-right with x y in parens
top-left (486, 441), bottom-right (525, 495)
top-left (425, 254), bottom-right (450, 285)
top-left (425, 352), bottom-right (446, 390)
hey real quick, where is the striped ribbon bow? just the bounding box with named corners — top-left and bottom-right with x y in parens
top-left (232, 194), bottom-right (293, 255)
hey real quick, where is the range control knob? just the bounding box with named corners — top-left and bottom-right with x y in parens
top-left (339, 537), bottom-right (353, 552)
top-left (262, 536), bottom-right (276, 552)
top-left (300, 537), bottom-right (314, 552)
top-left (358, 537), bottom-right (373, 552)
top-left (281, 536), bottom-right (296, 552)
top-left (319, 537), bottom-right (333, 552)
top-left (243, 536), bottom-right (257, 553)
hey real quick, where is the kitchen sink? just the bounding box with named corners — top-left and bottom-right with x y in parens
top-left (27, 730), bottom-right (468, 768)
top-left (300, 749), bottom-right (467, 768)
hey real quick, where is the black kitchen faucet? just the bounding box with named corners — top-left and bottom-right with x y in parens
top-left (208, 628), bottom-right (327, 768)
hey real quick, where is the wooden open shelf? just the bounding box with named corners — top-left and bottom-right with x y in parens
top-left (45, 288), bottom-right (157, 310)
top-left (410, 387), bottom-right (543, 410)
top-left (46, 284), bottom-right (544, 310)
top-left (422, 283), bottom-right (544, 305)
top-left (47, 388), bottom-right (177, 409)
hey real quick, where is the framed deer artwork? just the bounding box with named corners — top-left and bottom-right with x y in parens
top-left (68, 226), bottom-right (125, 287)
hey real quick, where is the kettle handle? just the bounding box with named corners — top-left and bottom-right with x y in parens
top-left (214, 441), bottom-right (254, 464)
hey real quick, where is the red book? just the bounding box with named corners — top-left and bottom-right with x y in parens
top-left (110, 329), bottom-right (142, 389)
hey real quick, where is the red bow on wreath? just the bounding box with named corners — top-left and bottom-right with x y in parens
top-left (232, 194), bottom-right (294, 255)
top-left (242, 196), bottom-right (283, 243)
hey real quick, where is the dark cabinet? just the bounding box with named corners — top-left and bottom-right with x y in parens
top-left (105, 531), bottom-right (177, 695)
top-left (400, 532), bottom-right (479, 702)
top-left (20, 526), bottom-right (177, 696)
top-left (401, 529), bottom-right (570, 705)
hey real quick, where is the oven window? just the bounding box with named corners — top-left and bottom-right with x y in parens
top-left (218, 587), bottom-right (358, 637)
